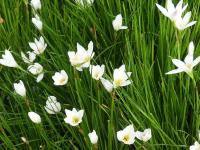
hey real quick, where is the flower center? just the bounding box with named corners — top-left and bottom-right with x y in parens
top-left (123, 135), bottom-right (130, 142)
top-left (59, 77), bottom-right (66, 83)
top-left (186, 63), bottom-right (193, 70)
top-left (72, 116), bottom-right (80, 124)
top-left (115, 79), bottom-right (123, 86)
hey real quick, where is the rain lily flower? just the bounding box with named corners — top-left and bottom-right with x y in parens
top-left (64, 108), bottom-right (84, 126)
top-left (112, 14), bottom-right (128, 31)
top-left (21, 137), bottom-right (29, 144)
top-left (190, 141), bottom-right (200, 150)
top-left (117, 124), bottom-right (136, 145)
top-left (52, 70), bottom-right (68, 86)
top-left (74, 0), bottom-right (94, 6)
top-left (28, 63), bottom-right (44, 82)
top-left (156, 0), bottom-right (196, 30)
top-left (100, 77), bottom-right (113, 93)
top-left (44, 96), bottom-right (61, 114)
top-left (32, 14), bottom-right (43, 30)
top-left (113, 65), bottom-right (132, 88)
top-left (166, 42), bottom-right (200, 78)
top-left (135, 128), bottom-right (152, 142)
top-left (14, 80), bottom-right (26, 97)
top-left (88, 130), bottom-right (98, 144)
top-left (30, 0), bottom-right (41, 10)
top-left (28, 112), bottom-right (41, 124)
top-left (21, 51), bottom-right (36, 64)
top-left (29, 36), bottom-right (47, 55)
top-left (89, 65), bottom-right (105, 80)
top-left (0, 49), bottom-right (18, 68)
top-left (68, 41), bottom-right (94, 71)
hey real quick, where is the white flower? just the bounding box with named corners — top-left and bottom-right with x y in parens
top-left (64, 108), bottom-right (84, 126)
top-left (52, 70), bottom-right (68, 86)
top-left (166, 42), bottom-right (200, 78)
top-left (190, 141), bottom-right (200, 150)
top-left (21, 51), bottom-right (36, 64)
top-left (112, 14), bottom-right (128, 31)
top-left (30, 0), bottom-right (41, 10)
top-left (44, 96), bottom-right (61, 114)
top-left (32, 14), bottom-right (43, 30)
top-left (14, 80), bottom-right (26, 97)
top-left (89, 65), bottom-right (105, 80)
top-left (136, 128), bottom-right (152, 142)
top-left (88, 130), bottom-right (98, 144)
top-left (28, 63), bottom-right (44, 82)
top-left (29, 36), bottom-right (47, 55)
top-left (0, 49), bottom-right (18, 68)
top-left (117, 124), bottom-right (136, 145)
top-left (156, 0), bottom-right (196, 30)
top-left (100, 77), bottom-right (113, 93)
top-left (113, 65), bottom-right (132, 88)
top-left (174, 12), bottom-right (197, 30)
top-left (21, 137), bottom-right (29, 144)
top-left (28, 112), bottom-right (41, 124)
top-left (68, 41), bottom-right (94, 71)
top-left (75, 0), bottom-right (94, 6)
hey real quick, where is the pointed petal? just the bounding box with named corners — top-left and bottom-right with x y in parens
top-left (156, 4), bottom-right (169, 18)
top-left (172, 59), bottom-right (185, 68)
top-left (192, 56), bottom-right (200, 67)
top-left (165, 68), bottom-right (184, 74)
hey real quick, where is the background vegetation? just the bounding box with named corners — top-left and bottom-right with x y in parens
top-left (0, 0), bottom-right (200, 149)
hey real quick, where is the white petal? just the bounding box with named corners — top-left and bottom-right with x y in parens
top-left (172, 59), bottom-right (185, 68)
top-left (192, 56), bottom-right (200, 67)
top-left (165, 68), bottom-right (184, 74)
top-left (156, 4), bottom-right (169, 18)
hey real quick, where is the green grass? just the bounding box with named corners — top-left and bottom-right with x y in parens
top-left (0, 0), bottom-right (200, 149)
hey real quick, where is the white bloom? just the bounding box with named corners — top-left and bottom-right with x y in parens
top-left (166, 42), bottom-right (200, 78)
top-left (156, 0), bottom-right (196, 30)
top-left (174, 12), bottom-right (197, 30)
top-left (21, 137), bottom-right (29, 144)
top-left (89, 65), bottom-right (105, 80)
top-left (28, 112), bottom-right (41, 124)
top-left (117, 124), bottom-right (136, 145)
top-left (30, 0), bottom-right (41, 10)
top-left (29, 36), bottom-right (47, 55)
top-left (14, 80), bottom-right (26, 97)
top-left (28, 63), bottom-right (44, 82)
top-left (190, 141), bottom-right (200, 150)
top-left (113, 65), bottom-right (132, 88)
top-left (21, 51), bottom-right (36, 64)
top-left (68, 41), bottom-right (94, 71)
top-left (44, 96), bottom-right (61, 114)
top-left (52, 70), bottom-right (68, 86)
top-left (100, 77), bottom-right (113, 93)
top-left (0, 49), bottom-right (18, 67)
top-left (32, 14), bottom-right (42, 30)
top-left (75, 0), bottom-right (94, 6)
top-left (88, 130), bottom-right (98, 144)
top-left (136, 128), bottom-right (152, 142)
top-left (112, 14), bottom-right (128, 31)
top-left (64, 108), bottom-right (84, 126)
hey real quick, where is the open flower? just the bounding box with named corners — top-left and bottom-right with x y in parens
top-left (117, 124), bottom-right (136, 145)
top-left (113, 65), bottom-right (132, 88)
top-left (112, 14), bottom-right (128, 31)
top-left (64, 108), bottom-right (84, 126)
top-left (75, 0), bottom-right (94, 6)
top-left (156, 0), bottom-right (196, 30)
top-left (89, 65), bottom-right (105, 80)
top-left (166, 42), bottom-right (200, 78)
top-left (28, 112), bottom-right (41, 124)
top-left (88, 130), bottom-right (98, 144)
top-left (21, 51), bottom-right (36, 64)
top-left (190, 141), bottom-right (200, 150)
top-left (29, 36), bottom-right (47, 55)
top-left (52, 70), bottom-right (68, 86)
top-left (30, 0), bottom-right (41, 10)
top-left (32, 14), bottom-right (43, 30)
top-left (14, 80), bottom-right (26, 97)
top-left (136, 128), bottom-right (152, 142)
top-left (44, 96), bottom-right (61, 114)
top-left (0, 49), bottom-right (18, 68)
top-left (28, 63), bottom-right (44, 82)
top-left (68, 41), bottom-right (94, 71)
